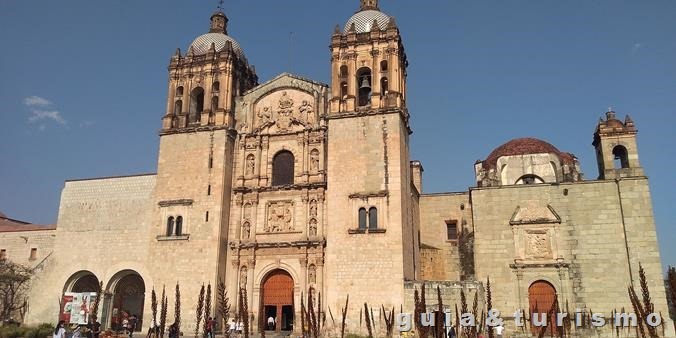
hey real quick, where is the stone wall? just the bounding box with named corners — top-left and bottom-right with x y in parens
top-left (418, 193), bottom-right (471, 281)
top-left (471, 177), bottom-right (674, 337)
top-left (24, 174), bottom-right (156, 327)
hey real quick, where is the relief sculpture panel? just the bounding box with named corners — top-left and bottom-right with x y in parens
top-left (525, 230), bottom-right (552, 259)
top-left (266, 200), bottom-right (294, 233)
top-left (253, 90), bottom-right (317, 133)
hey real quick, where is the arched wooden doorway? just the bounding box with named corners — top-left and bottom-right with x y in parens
top-left (528, 280), bottom-right (557, 336)
top-left (261, 270), bottom-right (294, 332)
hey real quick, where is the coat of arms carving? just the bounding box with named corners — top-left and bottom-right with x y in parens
top-left (254, 91), bottom-right (315, 133)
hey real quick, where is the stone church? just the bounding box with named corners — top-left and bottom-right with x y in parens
top-left (1, 0), bottom-right (672, 336)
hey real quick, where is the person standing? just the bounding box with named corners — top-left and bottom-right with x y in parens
top-left (205, 317), bottom-right (215, 338)
top-left (267, 316), bottom-right (275, 331)
top-left (89, 316), bottom-right (101, 338)
top-left (53, 321), bottom-right (66, 338)
top-left (128, 314), bottom-right (138, 338)
top-left (494, 324), bottom-right (504, 338)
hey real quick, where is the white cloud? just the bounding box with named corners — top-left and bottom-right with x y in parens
top-left (23, 96), bottom-right (51, 107)
top-left (23, 95), bottom-right (67, 128)
top-left (28, 110), bottom-right (66, 125)
top-left (79, 120), bottom-right (95, 128)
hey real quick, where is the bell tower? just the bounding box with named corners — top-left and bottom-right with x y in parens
top-left (593, 109), bottom-right (644, 179)
top-left (325, 1), bottom-right (418, 321)
top-left (329, 1), bottom-right (408, 115)
top-left (161, 10), bottom-right (257, 131)
top-left (148, 9), bottom-right (257, 323)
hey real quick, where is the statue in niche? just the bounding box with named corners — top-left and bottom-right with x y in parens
top-left (309, 218), bottom-right (317, 237)
top-left (240, 266), bottom-right (247, 288)
top-left (308, 264), bottom-right (316, 284)
top-left (246, 154), bottom-right (255, 175)
top-left (242, 222), bottom-right (251, 239)
top-left (299, 100), bottom-right (315, 124)
top-left (309, 200), bottom-right (318, 217)
top-left (310, 149), bottom-right (320, 172)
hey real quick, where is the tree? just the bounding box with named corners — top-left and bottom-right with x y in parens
top-left (667, 266), bottom-right (676, 325)
top-left (0, 259), bottom-right (33, 322)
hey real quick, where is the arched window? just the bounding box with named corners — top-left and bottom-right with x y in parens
top-left (380, 60), bottom-right (388, 72)
top-left (340, 65), bottom-right (348, 78)
top-left (517, 174), bottom-right (543, 185)
top-left (174, 100), bottom-right (182, 115)
top-left (358, 208), bottom-right (367, 230)
top-left (212, 81), bottom-right (220, 93)
top-left (166, 217), bottom-right (175, 236)
top-left (340, 81), bottom-right (348, 99)
top-left (357, 67), bottom-right (372, 107)
top-left (613, 145), bottom-right (629, 169)
top-left (272, 151), bottom-right (295, 186)
top-left (176, 86), bottom-right (184, 97)
top-left (368, 207), bottom-right (378, 229)
top-left (175, 216), bottom-right (183, 236)
top-left (211, 96), bottom-right (219, 111)
top-left (380, 77), bottom-right (389, 94)
top-left (190, 87), bottom-right (205, 121)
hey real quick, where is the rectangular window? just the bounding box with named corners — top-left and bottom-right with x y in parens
top-left (446, 220), bottom-right (458, 241)
top-left (207, 185), bottom-right (211, 196)
top-left (0, 249), bottom-right (6, 260)
top-left (205, 211), bottom-right (209, 222)
top-left (29, 248), bottom-right (37, 260)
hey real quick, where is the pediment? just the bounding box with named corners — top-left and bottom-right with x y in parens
top-left (236, 73), bottom-right (328, 135)
top-left (252, 90), bottom-right (315, 134)
top-left (510, 201), bottom-right (561, 225)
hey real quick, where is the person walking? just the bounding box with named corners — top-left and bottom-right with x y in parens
top-left (53, 321), bottom-right (67, 338)
top-left (205, 317), bottom-right (215, 338)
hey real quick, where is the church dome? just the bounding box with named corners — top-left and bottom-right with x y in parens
top-left (482, 138), bottom-right (574, 169)
top-left (189, 32), bottom-right (244, 58)
top-left (344, 10), bottom-right (391, 33)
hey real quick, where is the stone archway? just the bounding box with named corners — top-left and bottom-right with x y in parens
top-left (61, 271), bottom-right (100, 324)
top-left (107, 270), bottom-right (145, 332)
top-left (64, 271), bottom-right (100, 293)
top-left (261, 269), bottom-right (294, 332)
top-left (528, 280), bottom-right (557, 336)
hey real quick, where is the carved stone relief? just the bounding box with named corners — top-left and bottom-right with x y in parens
top-left (253, 90), bottom-right (316, 133)
top-left (240, 266), bottom-right (247, 288)
top-left (266, 200), bottom-right (294, 232)
top-left (310, 149), bottom-right (320, 172)
top-left (241, 221), bottom-right (251, 239)
top-left (246, 154), bottom-right (255, 176)
top-left (309, 218), bottom-right (318, 237)
top-left (525, 230), bottom-right (551, 259)
top-left (309, 199), bottom-right (318, 218)
top-left (308, 264), bottom-right (317, 284)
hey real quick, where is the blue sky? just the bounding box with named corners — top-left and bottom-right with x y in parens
top-left (0, 1), bottom-right (674, 267)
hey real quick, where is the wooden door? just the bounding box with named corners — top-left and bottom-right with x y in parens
top-left (262, 270), bottom-right (294, 331)
top-left (528, 280), bottom-right (557, 336)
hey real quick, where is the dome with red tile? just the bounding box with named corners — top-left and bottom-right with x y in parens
top-left (482, 138), bottom-right (575, 169)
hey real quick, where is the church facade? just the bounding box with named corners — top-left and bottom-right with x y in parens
top-left (1, 1), bottom-right (672, 336)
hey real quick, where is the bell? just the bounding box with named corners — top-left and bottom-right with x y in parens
top-left (360, 77), bottom-right (371, 89)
